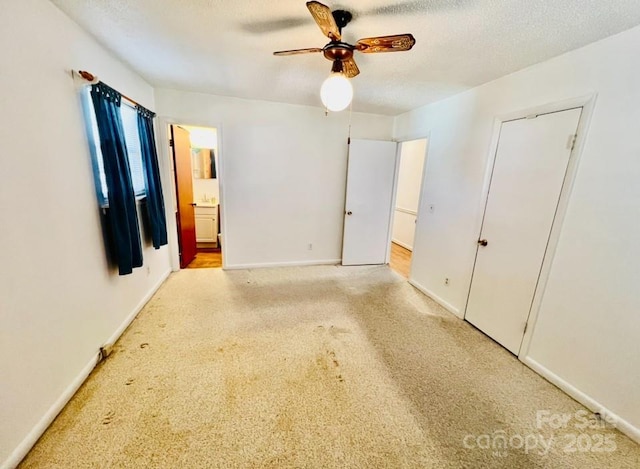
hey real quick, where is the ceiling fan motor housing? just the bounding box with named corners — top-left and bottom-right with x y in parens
top-left (323, 42), bottom-right (354, 62)
top-left (332, 9), bottom-right (353, 31)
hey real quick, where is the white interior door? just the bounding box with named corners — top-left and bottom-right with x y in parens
top-left (466, 108), bottom-right (582, 354)
top-left (342, 139), bottom-right (398, 266)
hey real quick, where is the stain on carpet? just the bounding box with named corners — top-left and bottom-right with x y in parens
top-left (18, 266), bottom-right (640, 468)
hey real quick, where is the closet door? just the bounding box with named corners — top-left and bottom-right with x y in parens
top-left (466, 108), bottom-right (582, 354)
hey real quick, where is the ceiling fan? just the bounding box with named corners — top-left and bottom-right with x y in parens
top-left (273, 1), bottom-right (416, 80)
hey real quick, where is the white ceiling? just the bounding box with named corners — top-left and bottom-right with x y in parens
top-left (51, 0), bottom-right (640, 115)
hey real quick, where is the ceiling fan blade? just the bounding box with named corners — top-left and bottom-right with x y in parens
top-left (355, 34), bottom-right (416, 53)
top-left (342, 57), bottom-right (360, 78)
top-left (273, 48), bottom-right (323, 56)
top-left (306, 1), bottom-right (341, 41)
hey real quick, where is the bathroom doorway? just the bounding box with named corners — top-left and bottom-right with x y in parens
top-left (169, 124), bottom-right (222, 269)
top-left (389, 138), bottom-right (428, 278)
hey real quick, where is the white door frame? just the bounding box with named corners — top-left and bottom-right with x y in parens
top-left (463, 94), bottom-right (598, 359)
top-left (384, 142), bottom-right (402, 263)
top-left (385, 134), bottom-right (431, 280)
top-left (156, 117), bottom-right (227, 270)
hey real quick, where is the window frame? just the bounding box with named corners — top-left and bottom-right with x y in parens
top-left (83, 87), bottom-right (147, 206)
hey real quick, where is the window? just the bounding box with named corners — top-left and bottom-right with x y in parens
top-left (120, 105), bottom-right (146, 196)
top-left (84, 88), bottom-right (146, 203)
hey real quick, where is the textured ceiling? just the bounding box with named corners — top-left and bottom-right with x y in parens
top-left (51, 0), bottom-right (640, 115)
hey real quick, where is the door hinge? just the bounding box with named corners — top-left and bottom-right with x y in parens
top-left (567, 134), bottom-right (577, 151)
top-left (169, 138), bottom-right (174, 147)
top-left (523, 322), bottom-right (528, 334)
top-left (347, 137), bottom-right (351, 145)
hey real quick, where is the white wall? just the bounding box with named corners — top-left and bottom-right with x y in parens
top-left (155, 89), bottom-right (394, 268)
top-left (0, 1), bottom-right (172, 467)
top-left (394, 26), bottom-right (640, 437)
top-left (392, 139), bottom-right (427, 250)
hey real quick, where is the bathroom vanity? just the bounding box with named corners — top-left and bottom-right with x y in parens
top-left (194, 204), bottom-right (218, 247)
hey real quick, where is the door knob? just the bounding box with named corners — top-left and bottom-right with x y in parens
top-left (478, 239), bottom-right (488, 246)
top-left (346, 211), bottom-right (353, 216)
top-left (190, 203), bottom-right (197, 207)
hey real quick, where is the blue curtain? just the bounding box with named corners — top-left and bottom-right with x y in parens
top-left (136, 106), bottom-right (168, 249)
top-left (90, 83), bottom-right (143, 275)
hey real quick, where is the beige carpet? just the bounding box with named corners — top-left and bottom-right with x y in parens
top-left (20, 266), bottom-right (640, 468)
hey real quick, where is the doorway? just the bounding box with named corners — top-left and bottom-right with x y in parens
top-left (465, 107), bottom-right (583, 354)
top-left (169, 124), bottom-right (222, 269)
top-left (389, 138), bottom-right (428, 278)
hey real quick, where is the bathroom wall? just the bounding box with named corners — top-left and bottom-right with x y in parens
top-left (192, 177), bottom-right (220, 205)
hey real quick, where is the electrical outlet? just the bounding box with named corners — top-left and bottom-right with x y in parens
top-left (444, 277), bottom-right (450, 286)
top-left (308, 243), bottom-right (313, 251)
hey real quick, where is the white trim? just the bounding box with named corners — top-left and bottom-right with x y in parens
top-left (408, 279), bottom-right (462, 318)
top-left (1, 356), bottom-right (99, 469)
top-left (461, 95), bottom-right (598, 350)
top-left (495, 95), bottom-right (593, 124)
top-left (224, 259), bottom-right (341, 270)
top-left (1, 269), bottom-right (171, 469)
top-left (518, 94), bottom-right (597, 356)
top-left (409, 136), bottom-right (431, 280)
top-left (338, 137), bottom-right (352, 263)
top-left (522, 357), bottom-right (640, 445)
top-left (157, 117), bottom-right (226, 270)
top-left (384, 143), bottom-right (402, 264)
top-left (391, 239), bottom-right (413, 251)
top-left (156, 118), bottom-right (181, 272)
top-left (392, 127), bottom-right (432, 145)
top-left (390, 135), bottom-right (431, 279)
top-left (216, 124), bottom-right (229, 270)
top-left (394, 206), bottom-right (417, 216)
top-left (463, 93), bottom-right (597, 330)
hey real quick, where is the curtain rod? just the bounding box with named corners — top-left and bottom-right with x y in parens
top-left (76, 70), bottom-right (155, 115)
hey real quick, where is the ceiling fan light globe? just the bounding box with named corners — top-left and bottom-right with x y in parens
top-left (320, 73), bottom-right (353, 112)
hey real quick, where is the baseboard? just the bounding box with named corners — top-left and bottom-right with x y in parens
top-left (104, 269), bottom-right (171, 348)
top-left (1, 354), bottom-right (98, 469)
top-left (1, 269), bottom-right (172, 469)
top-left (391, 239), bottom-right (413, 251)
top-left (408, 279), bottom-right (462, 318)
top-left (224, 259), bottom-right (341, 270)
top-left (522, 356), bottom-right (640, 445)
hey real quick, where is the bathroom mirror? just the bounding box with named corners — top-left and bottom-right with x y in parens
top-left (192, 148), bottom-right (217, 179)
